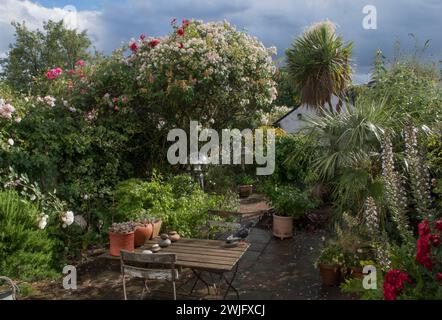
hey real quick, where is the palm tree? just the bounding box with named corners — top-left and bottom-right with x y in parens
top-left (286, 21), bottom-right (353, 112)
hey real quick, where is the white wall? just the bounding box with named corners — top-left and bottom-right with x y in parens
top-left (277, 95), bottom-right (348, 133)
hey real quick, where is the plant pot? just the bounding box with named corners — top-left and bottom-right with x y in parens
top-left (350, 267), bottom-right (364, 279)
top-left (319, 264), bottom-right (340, 286)
top-left (134, 224), bottom-right (153, 247)
top-left (151, 219), bottom-right (162, 239)
top-left (272, 214), bottom-right (293, 240)
top-left (109, 231), bottom-right (134, 257)
top-left (238, 185), bottom-right (253, 198)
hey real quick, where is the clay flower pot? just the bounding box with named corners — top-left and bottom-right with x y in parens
top-left (350, 267), bottom-right (364, 279)
top-left (151, 219), bottom-right (162, 239)
top-left (319, 264), bottom-right (340, 286)
top-left (238, 185), bottom-right (253, 198)
top-left (109, 231), bottom-right (134, 257)
top-left (134, 223), bottom-right (153, 247)
top-left (272, 214), bottom-right (293, 240)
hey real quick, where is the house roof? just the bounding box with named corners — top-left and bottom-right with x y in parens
top-left (273, 106), bottom-right (300, 126)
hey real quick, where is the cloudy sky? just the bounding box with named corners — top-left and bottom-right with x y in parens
top-left (0, 0), bottom-right (441, 83)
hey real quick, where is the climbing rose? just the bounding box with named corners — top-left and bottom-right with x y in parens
top-left (75, 59), bottom-right (85, 67)
top-left (177, 28), bottom-right (184, 36)
top-left (149, 39), bottom-right (160, 47)
top-left (46, 67), bottom-right (62, 80)
top-left (130, 41), bottom-right (138, 52)
top-left (140, 34), bottom-right (146, 40)
top-left (0, 100), bottom-right (15, 119)
top-left (182, 19), bottom-right (190, 27)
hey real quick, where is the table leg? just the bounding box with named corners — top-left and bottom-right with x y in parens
top-left (222, 263), bottom-right (240, 300)
top-left (190, 269), bottom-right (211, 295)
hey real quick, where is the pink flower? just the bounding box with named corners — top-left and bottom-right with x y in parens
top-left (0, 102), bottom-right (15, 119)
top-left (122, 96), bottom-right (128, 103)
top-left (182, 19), bottom-right (190, 27)
top-left (149, 39), bottom-right (160, 48)
top-left (130, 41), bottom-right (138, 52)
top-left (140, 34), bottom-right (146, 41)
top-left (75, 60), bottom-right (85, 67)
top-left (46, 67), bottom-right (62, 80)
top-left (69, 69), bottom-right (76, 75)
top-left (177, 28), bottom-right (184, 36)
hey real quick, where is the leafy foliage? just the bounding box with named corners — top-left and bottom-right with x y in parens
top-left (0, 20), bottom-right (92, 93)
top-left (0, 190), bottom-right (57, 281)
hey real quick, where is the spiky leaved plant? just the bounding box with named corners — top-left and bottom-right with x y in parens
top-left (403, 124), bottom-right (432, 220)
top-left (381, 133), bottom-right (413, 242)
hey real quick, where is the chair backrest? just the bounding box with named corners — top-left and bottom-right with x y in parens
top-left (120, 250), bottom-right (178, 281)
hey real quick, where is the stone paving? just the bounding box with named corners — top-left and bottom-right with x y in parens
top-left (23, 194), bottom-right (351, 300)
top-left (24, 224), bottom-right (350, 300)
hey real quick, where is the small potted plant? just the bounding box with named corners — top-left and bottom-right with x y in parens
top-left (315, 242), bottom-right (346, 286)
top-left (269, 185), bottom-right (317, 239)
top-left (108, 221), bottom-right (136, 256)
top-left (134, 221), bottom-right (153, 247)
top-left (237, 174), bottom-right (255, 198)
top-left (150, 215), bottom-right (163, 239)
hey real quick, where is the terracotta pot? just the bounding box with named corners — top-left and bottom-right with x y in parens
top-left (238, 185), bottom-right (253, 198)
top-left (134, 224), bottom-right (153, 247)
top-left (151, 219), bottom-right (162, 239)
top-left (272, 214), bottom-right (293, 240)
top-left (109, 231), bottom-right (134, 257)
top-left (350, 267), bottom-right (364, 279)
top-left (319, 264), bottom-right (340, 286)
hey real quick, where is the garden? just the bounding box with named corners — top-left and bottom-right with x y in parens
top-left (0, 17), bottom-right (441, 301)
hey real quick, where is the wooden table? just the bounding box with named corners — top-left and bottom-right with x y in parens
top-left (142, 238), bottom-right (249, 299)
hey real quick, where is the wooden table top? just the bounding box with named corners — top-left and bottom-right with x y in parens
top-left (142, 238), bottom-right (250, 272)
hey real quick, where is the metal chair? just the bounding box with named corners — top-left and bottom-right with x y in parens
top-left (120, 250), bottom-right (178, 300)
top-left (0, 276), bottom-right (19, 300)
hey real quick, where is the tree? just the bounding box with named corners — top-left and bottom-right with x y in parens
top-left (0, 20), bottom-right (92, 93)
top-left (286, 21), bottom-right (353, 112)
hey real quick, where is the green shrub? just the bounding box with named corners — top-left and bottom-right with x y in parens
top-left (0, 190), bottom-right (57, 281)
top-left (114, 172), bottom-right (240, 237)
top-left (265, 184), bottom-right (320, 218)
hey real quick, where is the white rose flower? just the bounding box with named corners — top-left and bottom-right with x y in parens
top-left (7, 138), bottom-right (14, 146)
top-left (37, 214), bottom-right (49, 230)
top-left (61, 210), bottom-right (75, 227)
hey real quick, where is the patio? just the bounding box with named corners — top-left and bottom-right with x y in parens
top-left (23, 219), bottom-right (351, 300)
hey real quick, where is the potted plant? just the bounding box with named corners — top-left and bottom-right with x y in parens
top-left (237, 174), bottom-right (255, 198)
top-left (150, 216), bottom-right (163, 239)
top-left (315, 242), bottom-right (346, 286)
top-left (108, 222), bottom-right (136, 256)
top-left (134, 221), bottom-right (153, 247)
top-left (269, 185), bottom-right (317, 239)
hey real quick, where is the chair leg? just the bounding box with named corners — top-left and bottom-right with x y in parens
top-left (122, 274), bottom-right (127, 300)
top-left (173, 281), bottom-right (176, 300)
